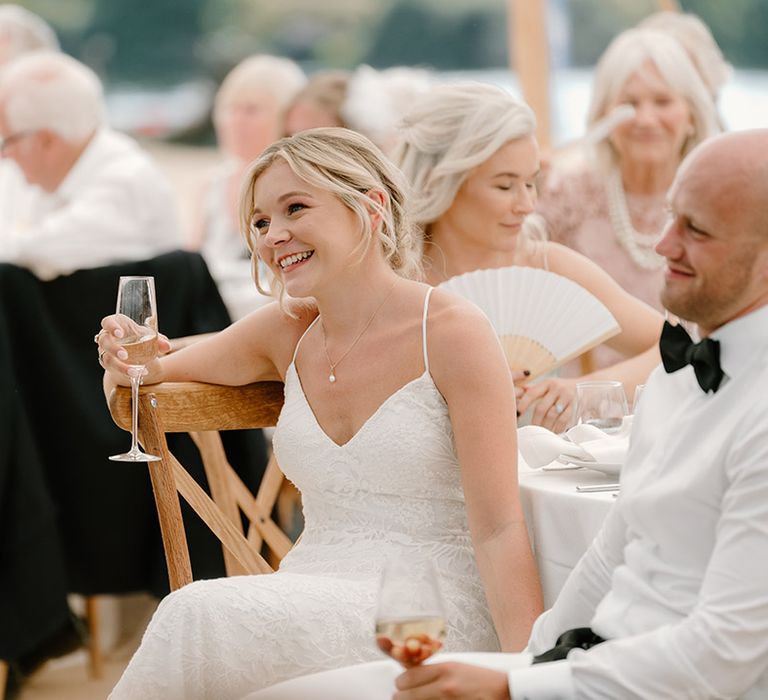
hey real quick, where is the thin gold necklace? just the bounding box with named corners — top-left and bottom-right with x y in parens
top-left (320, 278), bottom-right (399, 384)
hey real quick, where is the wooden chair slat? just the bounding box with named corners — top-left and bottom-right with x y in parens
top-left (108, 376), bottom-right (292, 592)
top-left (170, 455), bottom-right (273, 575)
top-left (110, 381), bottom-right (284, 433)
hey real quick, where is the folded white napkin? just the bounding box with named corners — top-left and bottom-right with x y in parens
top-left (518, 417), bottom-right (632, 469)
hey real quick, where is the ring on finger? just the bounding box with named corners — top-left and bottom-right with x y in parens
top-left (554, 402), bottom-right (565, 415)
top-left (98, 350), bottom-right (106, 364)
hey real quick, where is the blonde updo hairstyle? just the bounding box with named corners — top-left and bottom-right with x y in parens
top-left (587, 28), bottom-right (720, 174)
top-left (240, 127), bottom-right (421, 307)
top-left (393, 81), bottom-right (543, 247)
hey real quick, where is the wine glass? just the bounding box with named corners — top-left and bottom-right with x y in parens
top-left (109, 276), bottom-right (161, 462)
top-left (374, 557), bottom-right (446, 668)
top-left (573, 381), bottom-right (629, 435)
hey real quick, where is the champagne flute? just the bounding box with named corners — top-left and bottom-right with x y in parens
top-left (375, 557), bottom-right (446, 668)
top-left (573, 381), bottom-right (629, 435)
top-left (109, 276), bottom-right (161, 462)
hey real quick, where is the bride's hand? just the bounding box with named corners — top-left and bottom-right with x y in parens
top-left (94, 314), bottom-right (171, 385)
top-left (515, 377), bottom-right (577, 433)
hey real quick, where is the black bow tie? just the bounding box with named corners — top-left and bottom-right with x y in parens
top-left (659, 320), bottom-right (724, 393)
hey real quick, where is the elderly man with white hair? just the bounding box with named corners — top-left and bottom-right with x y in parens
top-left (0, 4), bottom-right (59, 238)
top-left (0, 51), bottom-right (182, 280)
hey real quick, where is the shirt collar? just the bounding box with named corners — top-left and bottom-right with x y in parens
top-left (709, 304), bottom-right (768, 381)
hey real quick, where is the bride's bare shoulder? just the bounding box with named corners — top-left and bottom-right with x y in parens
top-left (219, 300), bottom-right (319, 367)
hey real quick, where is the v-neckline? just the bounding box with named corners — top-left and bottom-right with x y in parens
top-left (288, 362), bottom-right (432, 449)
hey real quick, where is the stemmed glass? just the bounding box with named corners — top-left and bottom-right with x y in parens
top-left (573, 381), bottom-right (629, 435)
top-left (109, 276), bottom-right (161, 462)
top-left (375, 557), bottom-right (446, 668)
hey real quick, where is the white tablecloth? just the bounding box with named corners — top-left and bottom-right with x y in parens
top-left (519, 465), bottom-right (615, 608)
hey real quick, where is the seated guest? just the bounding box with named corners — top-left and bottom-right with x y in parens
top-left (394, 82), bottom-right (662, 429)
top-left (249, 128), bottom-right (768, 700)
top-left (0, 51), bottom-right (182, 279)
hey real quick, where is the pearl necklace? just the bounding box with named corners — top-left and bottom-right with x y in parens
top-left (605, 167), bottom-right (666, 271)
top-left (320, 279), bottom-right (399, 383)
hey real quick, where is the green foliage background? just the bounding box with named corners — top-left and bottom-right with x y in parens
top-left (14, 0), bottom-right (768, 85)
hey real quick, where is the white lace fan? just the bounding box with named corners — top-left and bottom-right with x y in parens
top-left (439, 267), bottom-right (620, 378)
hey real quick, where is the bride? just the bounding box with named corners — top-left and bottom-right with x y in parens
top-left (97, 128), bottom-right (542, 699)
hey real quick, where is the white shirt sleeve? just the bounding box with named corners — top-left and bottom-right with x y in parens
top-left (525, 502), bottom-right (628, 656)
top-left (514, 416), bottom-right (768, 699)
top-left (0, 162), bottom-right (181, 280)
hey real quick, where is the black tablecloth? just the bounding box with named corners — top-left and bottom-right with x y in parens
top-left (0, 251), bottom-right (268, 660)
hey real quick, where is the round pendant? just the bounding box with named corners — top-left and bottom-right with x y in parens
top-left (329, 373), bottom-right (336, 383)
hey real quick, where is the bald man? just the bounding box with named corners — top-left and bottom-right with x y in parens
top-left (251, 129), bottom-right (768, 699)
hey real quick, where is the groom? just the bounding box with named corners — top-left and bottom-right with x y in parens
top-left (252, 128), bottom-right (768, 699)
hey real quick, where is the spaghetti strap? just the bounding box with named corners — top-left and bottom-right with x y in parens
top-left (292, 315), bottom-right (321, 364)
top-left (422, 287), bottom-right (433, 373)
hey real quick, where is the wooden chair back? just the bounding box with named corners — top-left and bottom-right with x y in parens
top-left (108, 380), bottom-right (290, 591)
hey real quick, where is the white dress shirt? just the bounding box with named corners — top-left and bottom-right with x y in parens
top-left (510, 304), bottom-right (768, 699)
top-left (0, 128), bottom-right (182, 280)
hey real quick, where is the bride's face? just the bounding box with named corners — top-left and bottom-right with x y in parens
top-left (438, 136), bottom-right (540, 253)
top-left (250, 160), bottom-right (365, 299)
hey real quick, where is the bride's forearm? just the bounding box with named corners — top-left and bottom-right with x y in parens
top-left (474, 522), bottom-right (543, 652)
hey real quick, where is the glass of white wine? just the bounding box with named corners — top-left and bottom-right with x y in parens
top-left (375, 557), bottom-right (446, 668)
top-left (109, 276), bottom-right (161, 462)
top-left (573, 381), bottom-right (629, 435)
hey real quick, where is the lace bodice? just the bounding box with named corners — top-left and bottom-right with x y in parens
top-left (108, 288), bottom-right (498, 700)
top-left (277, 367), bottom-right (471, 557)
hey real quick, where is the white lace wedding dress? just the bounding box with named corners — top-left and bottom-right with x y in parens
top-left (109, 289), bottom-right (499, 700)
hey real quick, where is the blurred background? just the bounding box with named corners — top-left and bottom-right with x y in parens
top-left (17, 0), bottom-right (768, 144)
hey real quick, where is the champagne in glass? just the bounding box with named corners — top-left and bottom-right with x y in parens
top-left (109, 276), bottom-right (161, 462)
top-left (374, 557), bottom-right (446, 668)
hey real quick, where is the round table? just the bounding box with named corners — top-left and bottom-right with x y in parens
top-left (519, 465), bottom-right (615, 608)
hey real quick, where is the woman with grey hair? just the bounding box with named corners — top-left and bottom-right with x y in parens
top-left (637, 11), bottom-right (731, 107)
top-left (393, 81), bottom-right (662, 430)
top-left (98, 127), bottom-right (542, 699)
top-left (537, 28), bottom-right (719, 351)
top-left (192, 54), bottom-right (307, 320)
